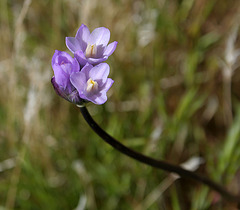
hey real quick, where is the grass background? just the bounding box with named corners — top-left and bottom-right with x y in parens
top-left (1, 0), bottom-right (240, 209)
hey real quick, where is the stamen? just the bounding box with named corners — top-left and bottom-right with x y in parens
top-left (85, 44), bottom-right (97, 58)
top-left (86, 78), bottom-right (98, 92)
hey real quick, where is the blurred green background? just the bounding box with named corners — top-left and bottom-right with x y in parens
top-left (1, 0), bottom-right (240, 209)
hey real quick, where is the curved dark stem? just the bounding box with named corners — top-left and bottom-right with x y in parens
top-left (79, 105), bottom-right (240, 203)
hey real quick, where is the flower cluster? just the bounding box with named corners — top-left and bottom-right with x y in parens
top-left (51, 24), bottom-right (117, 105)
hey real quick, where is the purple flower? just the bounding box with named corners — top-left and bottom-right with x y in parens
top-left (51, 50), bottom-right (82, 104)
top-left (66, 24), bottom-right (118, 66)
top-left (70, 63), bottom-right (114, 105)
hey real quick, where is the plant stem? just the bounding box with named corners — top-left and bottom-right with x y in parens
top-left (79, 105), bottom-right (240, 204)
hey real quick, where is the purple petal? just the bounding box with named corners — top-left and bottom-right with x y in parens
top-left (75, 24), bottom-right (90, 51)
top-left (89, 63), bottom-right (110, 84)
top-left (100, 78), bottom-right (114, 93)
top-left (53, 63), bottom-right (74, 94)
top-left (91, 92), bottom-right (108, 105)
top-left (52, 63), bottom-right (69, 89)
top-left (80, 63), bottom-right (93, 79)
top-left (104, 41), bottom-right (118, 56)
top-left (52, 50), bottom-right (73, 66)
top-left (74, 50), bottom-right (108, 67)
top-left (72, 58), bottom-right (80, 73)
top-left (87, 56), bottom-right (108, 65)
top-left (51, 77), bottom-right (81, 104)
top-left (91, 78), bottom-right (114, 104)
top-left (60, 57), bottom-right (80, 75)
top-left (88, 27), bottom-right (110, 46)
top-left (70, 72), bottom-right (87, 95)
top-left (57, 63), bottom-right (72, 75)
top-left (78, 93), bottom-right (88, 101)
top-left (52, 50), bottom-right (60, 66)
top-left (66, 37), bottom-right (82, 53)
top-left (96, 45), bottom-right (106, 58)
top-left (51, 77), bottom-right (68, 100)
top-left (74, 50), bottom-right (88, 67)
top-left (51, 51), bottom-right (80, 90)
top-left (72, 58), bottom-right (80, 72)
top-left (57, 51), bottom-right (74, 63)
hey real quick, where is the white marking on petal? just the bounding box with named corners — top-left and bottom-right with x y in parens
top-left (85, 44), bottom-right (97, 58)
top-left (86, 78), bottom-right (98, 92)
